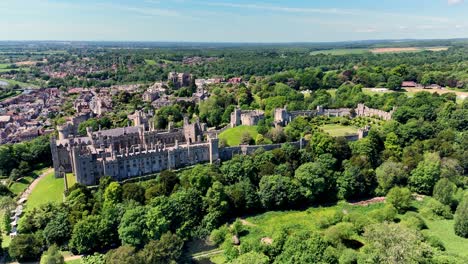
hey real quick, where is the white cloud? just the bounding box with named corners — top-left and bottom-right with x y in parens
top-left (448, 0), bottom-right (464, 5)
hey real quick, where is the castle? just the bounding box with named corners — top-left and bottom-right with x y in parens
top-left (51, 111), bottom-right (218, 185)
top-left (51, 104), bottom-right (392, 186)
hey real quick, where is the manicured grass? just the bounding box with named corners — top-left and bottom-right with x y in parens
top-left (8, 167), bottom-right (50, 195)
top-left (66, 173), bottom-right (77, 189)
top-left (310, 48), bottom-right (370, 56)
top-left (320, 124), bottom-right (358, 137)
top-left (9, 176), bottom-right (35, 195)
top-left (25, 172), bottom-right (64, 210)
top-left (219, 126), bottom-right (259, 146)
top-left (145, 59), bottom-right (157, 65)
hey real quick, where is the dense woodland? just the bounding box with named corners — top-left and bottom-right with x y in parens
top-left (0, 42), bottom-right (467, 263)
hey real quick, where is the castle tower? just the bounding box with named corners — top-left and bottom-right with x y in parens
top-left (208, 136), bottom-right (219, 164)
top-left (230, 108), bottom-right (241, 127)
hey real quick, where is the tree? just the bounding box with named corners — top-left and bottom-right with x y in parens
top-left (43, 212), bottom-right (71, 246)
top-left (258, 175), bottom-right (300, 210)
top-left (122, 183), bottom-right (145, 204)
top-left (145, 206), bottom-right (169, 241)
top-left (386, 75), bottom-right (403, 90)
top-left (294, 162), bottom-right (327, 202)
top-left (69, 215), bottom-right (102, 254)
top-left (409, 152), bottom-right (441, 195)
top-left (40, 245), bottom-right (64, 264)
top-left (240, 131), bottom-right (253, 145)
top-left (118, 206), bottom-right (147, 247)
top-left (138, 232), bottom-right (184, 264)
top-left (375, 161), bottom-right (407, 194)
top-left (433, 178), bottom-right (456, 206)
top-left (454, 196), bottom-right (468, 238)
top-left (275, 232), bottom-right (331, 263)
top-left (103, 182), bottom-right (122, 207)
top-left (9, 234), bottom-right (42, 261)
top-left (386, 187), bottom-right (412, 213)
top-left (360, 223), bottom-right (432, 264)
top-left (105, 245), bottom-right (140, 264)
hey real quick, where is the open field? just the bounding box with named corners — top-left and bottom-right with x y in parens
top-left (320, 124), bottom-right (358, 137)
top-left (25, 171), bottom-right (64, 210)
top-left (204, 198), bottom-right (468, 263)
top-left (310, 46), bottom-right (449, 56)
top-left (145, 59), bottom-right (157, 65)
top-left (219, 125), bottom-right (259, 146)
top-left (370, 46), bottom-right (449, 53)
top-left (0, 78), bottom-right (38, 88)
top-left (310, 48), bottom-right (369, 56)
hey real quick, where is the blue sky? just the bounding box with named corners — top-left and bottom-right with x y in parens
top-left (1, 0), bottom-right (468, 42)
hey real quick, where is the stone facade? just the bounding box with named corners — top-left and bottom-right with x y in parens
top-left (51, 113), bottom-right (214, 186)
top-left (230, 108), bottom-right (265, 127)
top-left (355, 104), bottom-right (395, 121)
top-left (168, 72), bottom-right (192, 89)
top-left (274, 104), bottom-right (394, 126)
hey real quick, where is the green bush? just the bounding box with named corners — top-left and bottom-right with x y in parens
top-left (422, 199), bottom-right (453, 220)
top-left (339, 249), bottom-right (358, 264)
top-left (210, 225), bottom-right (229, 245)
top-left (343, 212), bottom-right (374, 234)
top-left (454, 196), bottom-right (468, 238)
top-left (386, 187), bottom-right (413, 213)
top-left (423, 234), bottom-right (445, 251)
top-left (324, 222), bottom-right (355, 246)
top-left (316, 210), bottom-right (344, 229)
top-left (369, 205), bottom-right (397, 223)
top-left (401, 212), bottom-right (427, 230)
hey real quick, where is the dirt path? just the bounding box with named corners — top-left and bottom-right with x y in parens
top-left (64, 255), bottom-right (83, 262)
top-left (192, 249), bottom-right (224, 259)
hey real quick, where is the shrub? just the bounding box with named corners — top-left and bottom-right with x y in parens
top-left (369, 205), bottom-right (397, 223)
top-left (423, 234), bottom-right (445, 251)
top-left (454, 196), bottom-right (468, 238)
top-left (324, 222), bottom-right (355, 246)
top-left (386, 187), bottom-right (412, 213)
top-left (316, 210), bottom-right (344, 229)
top-left (422, 199), bottom-right (453, 220)
top-left (343, 212), bottom-right (374, 234)
top-left (433, 178), bottom-right (456, 206)
top-left (210, 225), bottom-right (229, 245)
top-left (339, 249), bottom-right (358, 264)
top-left (401, 212), bottom-right (427, 230)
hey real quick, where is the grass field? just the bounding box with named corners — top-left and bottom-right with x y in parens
top-left (310, 49), bottom-right (369, 56)
top-left (25, 172), bottom-right (64, 210)
top-left (310, 47), bottom-right (449, 56)
top-left (320, 124), bottom-right (358, 137)
top-left (145, 59), bottom-right (157, 65)
top-left (0, 78), bottom-right (38, 88)
top-left (205, 198), bottom-right (468, 263)
top-left (219, 126), bottom-right (259, 146)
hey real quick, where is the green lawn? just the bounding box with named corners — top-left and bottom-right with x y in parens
top-left (219, 126), bottom-right (259, 146)
top-left (66, 173), bottom-right (77, 189)
top-left (320, 124), bottom-right (358, 137)
top-left (145, 59), bottom-right (157, 65)
top-left (424, 219), bottom-right (468, 257)
top-left (25, 172), bottom-right (64, 210)
top-left (8, 167), bottom-right (50, 195)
